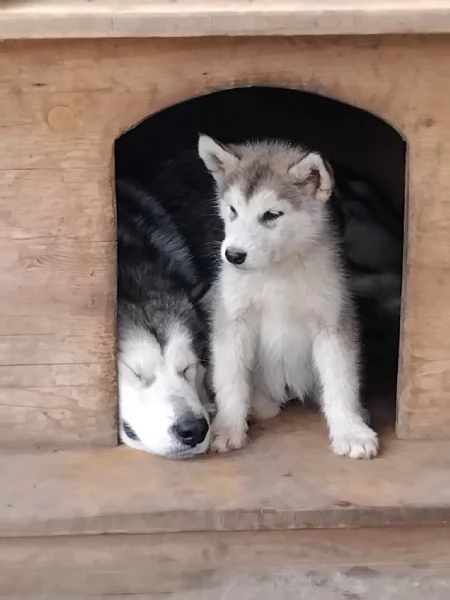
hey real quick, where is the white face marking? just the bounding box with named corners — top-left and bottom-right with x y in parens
top-left (197, 137), bottom-right (332, 272)
top-left (220, 185), bottom-right (318, 270)
top-left (118, 324), bottom-right (210, 459)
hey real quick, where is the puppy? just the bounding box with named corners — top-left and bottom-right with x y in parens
top-left (199, 135), bottom-right (379, 459)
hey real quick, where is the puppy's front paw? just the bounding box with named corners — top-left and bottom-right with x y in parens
top-left (330, 421), bottom-right (379, 459)
top-left (211, 422), bottom-right (248, 453)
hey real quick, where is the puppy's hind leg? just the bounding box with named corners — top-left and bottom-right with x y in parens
top-left (312, 323), bottom-right (379, 459)
top-left (250, 389), bottom-right (281, 422)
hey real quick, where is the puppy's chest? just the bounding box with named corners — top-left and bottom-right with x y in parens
top-left (254, 291), bottom-right (316, 398)
top-left (222, 266), bottom-right (338, 328)
top-left (257, 292), bottom-right (315, 352)
top-left (258, 277), bottom-right (322, 323)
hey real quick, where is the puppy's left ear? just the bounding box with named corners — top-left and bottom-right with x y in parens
top-left (288, 152), bottom-right (334, 202)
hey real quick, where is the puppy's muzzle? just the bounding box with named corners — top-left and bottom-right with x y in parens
top-left (225, 247), bottom-right (247, 265)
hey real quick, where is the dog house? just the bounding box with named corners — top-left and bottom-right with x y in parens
top-left (2, 2), bottom-right (450, 597)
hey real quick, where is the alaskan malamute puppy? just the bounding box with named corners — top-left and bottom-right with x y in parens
top-left (199, 135), bottom-right (379, 459)
top-left (117, 179), bottom-right (211, 459)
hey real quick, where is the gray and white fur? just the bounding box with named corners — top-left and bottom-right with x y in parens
top-left (199, 135), bottom-right (379, 459)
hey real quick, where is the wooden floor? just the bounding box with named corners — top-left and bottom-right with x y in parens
top-left (1, 402), bottom-right (450, 538)
top-left (2, 401), bottom-right (450, 596)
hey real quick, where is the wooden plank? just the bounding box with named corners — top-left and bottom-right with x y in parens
top-left (0, 239), bottom-right (115, 318)
top-left (397, 409), bottom-right (450, 439)
top-left (1, 408), bottom-right (450, 538)
top-left (0, 363), bottom-right (116, 448)
top-left (0, 334), bottom-right (114, 366)
top-left (0, 235), bottom-right (116, 445)
top-left (0, 168), bottom-right (115, 241)
top-left (0, 36), bottom-right (440, 173)
top-left (1, 527), bottom-right (450, 597)
top-left (0, 363), bottom-right (115, 388)
top-left (0, 238), bottom-right (115, 363)
top-left (0, 91), bottom-right (124, 170)
top-left (0, 384), bottom-right (114, 413)
top-left (0, 43), bottom-right (120, 446)
top-left (396, 64), bottom-right (450, 437)
top-left (2, 0), bottom-right (450, 39)
top-left (0, 394), bottom-right (116, 448)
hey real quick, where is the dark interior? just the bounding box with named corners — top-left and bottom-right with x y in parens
top-left (115, 86), bottom-right (406, 423)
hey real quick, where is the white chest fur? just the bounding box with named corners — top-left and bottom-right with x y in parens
top-left (217, 253), bottom-right (343, 401)
top-left (256, 287), bottom-right (314, 401)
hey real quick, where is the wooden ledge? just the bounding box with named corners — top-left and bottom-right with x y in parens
top-left (2, 1), bottom-right (450, 40)
top-left (1, 404), bottom-right (450, 538)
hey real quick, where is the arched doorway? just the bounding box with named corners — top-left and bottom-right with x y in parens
top-left (115, 86), bottom-right (406, 440)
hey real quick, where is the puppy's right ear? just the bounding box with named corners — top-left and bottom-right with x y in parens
top-left (288, 152), bottom-right (334, 203)
top-left (198, 134), bottom-right (239, 185)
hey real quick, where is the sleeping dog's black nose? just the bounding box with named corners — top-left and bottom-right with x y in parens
top-left (225, 247), bottom-right (247, 265)
top-left (173, 416), bottom-right (209, 447)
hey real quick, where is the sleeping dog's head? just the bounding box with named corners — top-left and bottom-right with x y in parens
top-left (117, 297), bottom-right (212, 459)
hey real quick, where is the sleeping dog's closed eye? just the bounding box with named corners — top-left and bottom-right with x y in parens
top-left (122, 420), bottom-right (139, 441)
top-left (120, 361), bottom-right (156, 387)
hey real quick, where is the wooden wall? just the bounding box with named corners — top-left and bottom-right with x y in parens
top-left (1, 35), bottom-right (449, 446)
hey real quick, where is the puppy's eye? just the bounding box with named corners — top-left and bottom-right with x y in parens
top-left (180, 365), bottom-right (197, 380)
top-left (228, 205), bottom-right (237, 219)
top-left (261, 210), bottom-right (284, 223)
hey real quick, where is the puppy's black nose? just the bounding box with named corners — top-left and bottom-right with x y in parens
top-left (225, 248), bottom-right (247, 265)
top-left (173, 416), bottom-right (209, 448)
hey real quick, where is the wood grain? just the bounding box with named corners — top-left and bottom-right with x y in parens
top-left (0, 238), bottom-right (116, 367)
top-left (0, 43), bottom-right (118, 446)
top-left (0, 393), bottom-right (117, 448)
top-left (0, 168), bottom-right (115, 241)
top-left (2, 0), bottom-right (450, 39)
top-left (0, 39), bottom-right (122, 446)
top-left (0, 239), bottom-right (115, 314)
top-left (0, 362), bottom-right (115, 388)
top-left (1, 527), bottom-right (450, 597)
top-left (0, 362), bottom-right (116, 447)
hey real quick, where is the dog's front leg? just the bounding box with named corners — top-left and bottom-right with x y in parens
top-left (211, 317), bottom-right (254, 453)
top-left (312, 327), bottom-right (379, 459)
